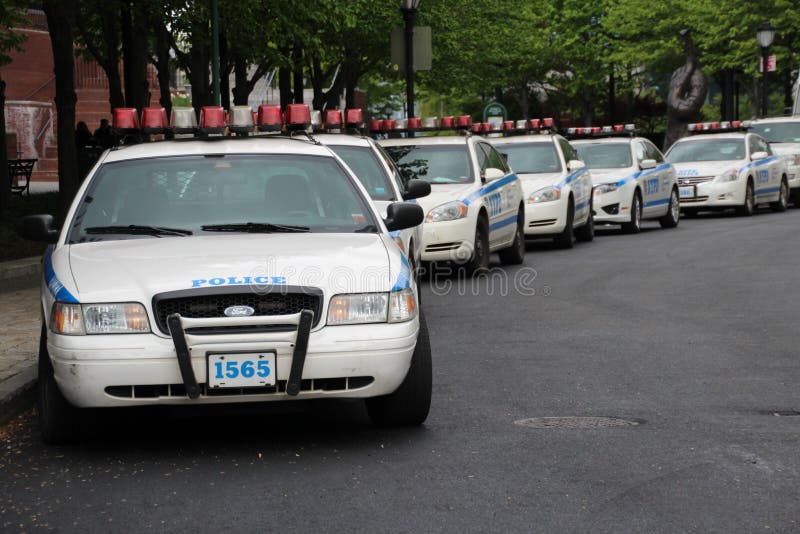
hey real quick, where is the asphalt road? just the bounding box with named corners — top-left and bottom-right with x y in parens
top-left (2, 208), bottom-right (799, 533)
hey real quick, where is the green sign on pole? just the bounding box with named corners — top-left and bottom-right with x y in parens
top-left (483, 101), bottom-right (507, 122)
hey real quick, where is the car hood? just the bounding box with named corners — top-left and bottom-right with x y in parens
top-left (516, 172), bottom-right (562, 194)
top-left (588, 168), bottom-right (637, 185)
top-left (770, 143), bottom-right (800, 156)
top-left (414, 183), bottom-right (478, 214)
top-left (671, 160), bottom-right (740, 179)
top-left (67, 233), bottom-right (393, 301)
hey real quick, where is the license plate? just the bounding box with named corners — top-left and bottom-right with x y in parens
top-left (679, 185), bottom-right (695, 199)
top-left (208, 351), bottom-right (276, 388)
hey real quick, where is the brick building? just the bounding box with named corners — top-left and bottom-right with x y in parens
top-left (2, 9), bottom-right (161, 185)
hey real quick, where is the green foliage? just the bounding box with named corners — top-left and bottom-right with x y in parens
top-left (0, 0), bottom-right (27, 67)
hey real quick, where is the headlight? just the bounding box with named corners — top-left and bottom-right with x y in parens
top-left (327, 293), bottom-right (389, 325)
top-left (426, 201), bottom-right (468, 222)
top-left (51, 302), bottom-right (150, 335)
top-left (388, 287), bottom-right (417, 323)
top-left (529, 186), bottom-right (561, 203)
top-left (593, 183), bottom-right (618, 196)
top-left (715, 170), bottom-right (738, 182)
top-left (327, 289), bottom-right (417, 325)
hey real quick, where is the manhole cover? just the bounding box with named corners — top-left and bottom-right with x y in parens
top-left (514, 416), bottom-right (642, 429)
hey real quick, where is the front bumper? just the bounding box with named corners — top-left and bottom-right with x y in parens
top-left (592, 188), bottom-right (631, 224)
top-left (523, 198), bottom-right (566, 236)
top-left (48, 317), bottom-right (419, 407)
top-left (680, 180), bottom-right (744, 209)
top-left (419, 218), bottom-right (475, 262)
top-left (786, 163), bottom-right (799, 191)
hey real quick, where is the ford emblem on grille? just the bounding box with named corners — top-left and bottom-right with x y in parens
top-left (224, 305), bottom-right (255, 317)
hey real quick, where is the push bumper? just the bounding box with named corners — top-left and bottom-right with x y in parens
top-left (48, 315), bottom-right (419, 407)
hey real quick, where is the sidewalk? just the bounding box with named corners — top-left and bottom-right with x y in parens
top-left (0, 283), bottom-right (41, 424)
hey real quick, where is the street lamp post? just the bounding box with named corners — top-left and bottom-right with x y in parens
top-left (756, 21), bottom-right (775, 118)
top-left (401, 0), bottom-right (421, 136)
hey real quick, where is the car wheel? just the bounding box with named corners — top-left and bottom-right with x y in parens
top-left (464, 216), bottom-right (489, 276)
top-left (498, 207), bottom-right (525, 265)
top-left (38, 325), bottom-right (79, 444)
top-left (553, 198), bottom-right (575, 248)
top-left (366, 311), bottom-right (432, 426)
top-left (770, 179), bottom-right (788, 212)
top-left (574, 207), bottom-right (594, 242)
top-left (659, 187), bottom-right (680, 228)
top-left (736, 180), bottom-right (755, 216)
top-left (621, 191), bottom-right (642, 234)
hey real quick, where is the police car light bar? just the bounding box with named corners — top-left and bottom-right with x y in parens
top-left (170, 107), bottom-right (197, 134)
top-left (285, 104), bottom-right (311, 131)
top-left (140, 107), bottom-right (168, 134)
top-left (199, 106), bottom-right (225, 134)
top-left (324, 109), bottom-right (343, 130)
top-left (564, 123), bottom-right (636, 139)
top-left (345, 108), bottom-right (364, 128)
top-left (687, 121), bottom-right (745, 134)
top-left (228, 106), bottom-right (254, 135)
top-left (113, 107), bottom-right (139, 134)
top-left (257, 105), bottom-right (282, 132)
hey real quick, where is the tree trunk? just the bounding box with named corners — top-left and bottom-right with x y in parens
top-left (292, 46), bottom-right (303, 104)
top-left (310, 56), bottom-right (325, 111)
top-left (152, 18), bottom-right (172, 117)
top-left (0, 77), bottom-right (10, 217)
top-left (43, 0), bottom-right (79, 217)
top-left (279, 64), bottom-right (291, 109)
top-left (121, 1), bottom-right (150, 110)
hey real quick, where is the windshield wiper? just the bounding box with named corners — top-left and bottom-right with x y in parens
top-left (84, 225), bottom-right (193, 237)
top-left (201, 222), bottom-right (310, 233)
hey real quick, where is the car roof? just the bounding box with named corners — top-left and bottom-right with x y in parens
top-left (313, 133), bottom-right (374, 147)
top-left (748, 117), bottom-right (800, 125)
top-left (103, 137), bottom-right (335, 163)
top-left (672, 133), bottom-right (747, 143)
top-left (379, 135), bottom-right (472, 147)
top-left (490, 134), bottom-right (556, 145)
top-left (570, 137), bottom-right (636, 145)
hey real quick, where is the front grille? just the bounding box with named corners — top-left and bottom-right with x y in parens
top-left (679, 176), bottom-right (713, 185)
top-left (152, 286), bottom-right (322, 335)
top-left (681, 195), bottom-right (709, 203)
top-left (426, 241), bottom-right (461, 252)
top-left (104, 376), bottom-right (374, 399)
top-left (602, 203), bottom-right (619, 215)
top-left (529, 218), bottom-right (557, 227)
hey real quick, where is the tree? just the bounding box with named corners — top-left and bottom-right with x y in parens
top-left (74, 0), bottom-right (125, 112)
top-left (0, 0), bottom-right (27, 217)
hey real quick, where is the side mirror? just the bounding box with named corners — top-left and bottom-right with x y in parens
top-left (639, 158), bottom-right (657, 170)
top-left (384, 202), bottom-right (424, 232)
top-left (403, 179), bottom-right (431, 201)
top-left (751, 151), bottom-right (768, 161)
top-left (16, 214), bottom-right (59, 243)
top-left (483, 167), bottom-right (505, 182)
top-left (567, 159), bottom-right (585, 172)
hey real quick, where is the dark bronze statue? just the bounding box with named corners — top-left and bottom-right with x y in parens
top-left (664, 30), bottom-right (708, 150)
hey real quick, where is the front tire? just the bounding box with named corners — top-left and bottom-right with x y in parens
top-left (498, 207), bottom-right (525, 265)
top-left (38, 326), bottom-right (79, 444)
top-left (735, 180), bottom-right (755, 216)
top-left (659, 187), bottom-right (680, 228)
top-left (574, 208), bottom-right (594, 242)
top-left (553, 198), bottom-right (575, 248)
top-left (366, 312), bottom-right (432, 426)
top-left (621, 191), bottom-right (642, 234)
top-left (464, 216), bottom-right (489, 276)
top-left (770, 179), bottom-right (788, 212)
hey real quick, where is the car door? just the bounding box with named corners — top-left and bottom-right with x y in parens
top-left (476, 142), bottom-right (518, 245)
top-left (748, 134), bottom-right (777, 198)
top-left (755, 135), bottom-right (781, 198)
top-left (559, 137), bottom-right (591, 224)
top-left (643, 140), bottom-right (673, 215)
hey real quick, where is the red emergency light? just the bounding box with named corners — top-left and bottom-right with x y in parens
top-left (199, 106), bottom-right (225, 134)
top-left (456, 115), bottom-right (472, 129)
top-left (542, 118), bottom-right (554, 128)
top-left (529, 119), bottom-right (541, 129)
top-left (345, 108), bottom-right (364, 128)
top-left (612, 124), bottom-right (624, 132)
top-left (324, 109), bottom-right (343, 130)
top-left (407, 117), bottom-right (422, 130)
top-left (441, 116), bottom-right (455, 129)
top-left (503, 121), bottom-right (515, 131)
top-left (113, 108), bottom-right (139, 133)
top-left (382, 119), bottom-right (396, 130)
top-left (369, 119), bottom-right (383, 132)
top-left (285, 104), bottom-right (311, 130)
top-left (140, 107), bottom-right (167, 134)
top-left (257, 105), bottom-right (282, 132)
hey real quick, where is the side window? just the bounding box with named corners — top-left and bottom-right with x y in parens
top-left (756, 136), bottom-right (772, 155)
top-left (480, 143), bottom-right (509, 173)
top-left (558, 137), bottom-right (577, 163)
top-left (375, 143), bottom-right (409, 190)
top-left (633, 141), bottom-right (647, 162)
top-left (644, 141), bottom-right (664, 163)
top-left (475, 143), bottom-right (489, 172)
top-left (748, 135), bottom-right (761, 156)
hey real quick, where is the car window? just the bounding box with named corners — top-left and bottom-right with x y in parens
top-left (644, 141), bottom-right (664, 163)
top-left (749, 122), bottom-right (800, 143)
top-left (666, 139), bottom-right (746, 162)
top-left (68, 154), bottom-right (378, 243)
top-left (748, 135), bottom-right (761, 156)
top-left (475, 143), bottom-right (488, 172)
top-left (557, 137), bottom-right (578, 163)
top-left (754, 135), bottom-right (772, 155)
top-left (375, 143), bottom-right (409, 190)
top-left (633, 141), bottom-right (647, 162)
top-left (493, 141), bottom-right (561, 173)
top-left (384, 144), bottom-right (474, 184)
top-left (328, 145), bottom-right (396, 201)
top-left (479, 143), bottom-right (509, 173)
top-left (574, 143), bottom-right (632, 169)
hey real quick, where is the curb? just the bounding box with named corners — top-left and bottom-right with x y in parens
top-left (0, 363), bottom-right (37, 425)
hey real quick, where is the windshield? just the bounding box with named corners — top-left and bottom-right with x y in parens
top-left (749, 123), bottom-right (800, 143)
top-left (328, 145), bottom-right (395, 201)
top-left (574, 143), bottom-right (632, 169)
top-left (67, 154), bottom-right (377, 243)
top-left (666, 139), bottom-right (746, 163)
top-left (493, 142), bottom-right (561, 173)
top-left (384, 145), bottom-right (473, 184)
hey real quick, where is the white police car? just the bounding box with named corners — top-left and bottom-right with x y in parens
top-left (572, 127), bottom-right (680, 233)
top-left (378, 118), bottom-right (526, 273)
top-left (19, 105), bottom-right (431, 443)
top-left (492, 123), bottom-right (593, 248)
top-left (746, 117), bottom-right (800, 206)
top-left (313, 127), bottom-right (428, 284)
top-left (665, 122), bottom-right (788, 216)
